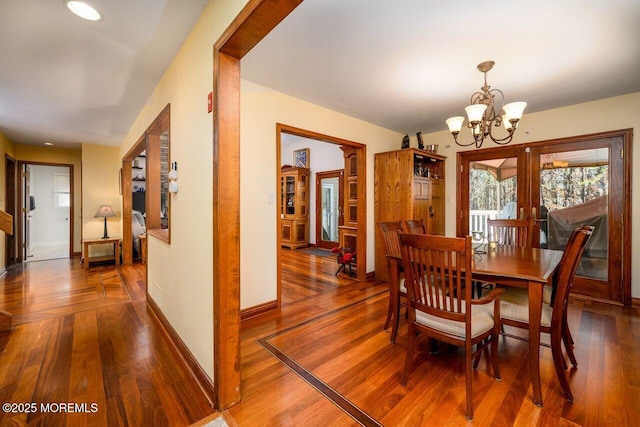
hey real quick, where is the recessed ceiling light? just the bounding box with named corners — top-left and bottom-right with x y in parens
top-left (44, 142), bottom-right (54, 146)
top-left (64, 1), bottom-right (102, 21)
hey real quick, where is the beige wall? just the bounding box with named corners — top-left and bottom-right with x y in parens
top-left (81, 145), bottom-right (121, 252)
top-left (15, 144), bottom-right (82, 254)
top-left (418, 92), bottom-right (640, 298)
top-left (115, 0), bottom-right (640, 382)
top-left (240, 81), bottom-right (402, 308)
top-left (117, 0), bottom-right (247, 379)
top-left (0, 132), bottom-right (16, 270)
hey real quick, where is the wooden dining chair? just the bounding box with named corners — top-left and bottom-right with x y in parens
top-left (486, 218), bottom-right (533, 247)
top-left (402, 219), bottom-right (426, 234)
top-left (399, 233), bottom-right (504, 421)
top-left (378, 221), bottom-right (405, 342)
top-left (478, 218), bottom-right (534, 298)
top-left (499, 225), bottom-right (593, 401)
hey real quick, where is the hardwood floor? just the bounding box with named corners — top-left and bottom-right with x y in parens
top-left (231, 249), bottom-right (640, 426)
top-left (1, 252), bottom-right (639, 426)
top-left (0, 259), bottom-right (216, 426)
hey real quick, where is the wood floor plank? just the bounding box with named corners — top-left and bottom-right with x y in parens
top-left (0, 260), bottom-right (214, 426)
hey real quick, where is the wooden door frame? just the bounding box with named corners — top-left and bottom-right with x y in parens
top-left (213, 0), bottom-right (303, 410)
top-left (122, 133), bottom-right (147, 266)
top-left (16, 161), bottom-right (74, 262)
top-left (276, 123), bottom-right (367, 305)
top-left (5, 155), bottom-right (17, 267)
top-left (314, 169), bottom-right (344, 250)
top-left (456, 129), bottom-right (632, 305)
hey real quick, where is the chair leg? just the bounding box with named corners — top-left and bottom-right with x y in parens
top-left (401, 324), bottom-right (416, 386)
top-left (551, 327), bottom-right (573, 401)
top-left (465, 343), bottom-right (474, 421)
top-left (335, 263), bottom-right (345, 276)
top-left (491, 332), bottom-right (501, 380)
top-left (562, 319), bottom-right (578, 368)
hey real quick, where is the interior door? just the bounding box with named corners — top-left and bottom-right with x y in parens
top-left (458, 131), bottom-right (630, 304)
top-left (315, 169), bottom-right (343, 249)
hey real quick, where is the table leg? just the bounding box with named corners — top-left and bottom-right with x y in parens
top-left (83, 242), bottom-right (89, 269)
top-left (115, 240), bottom-right (121, 266)
top-left (528, 281), bottom-right (543, 406)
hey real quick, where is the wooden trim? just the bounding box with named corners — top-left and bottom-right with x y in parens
top-left (16, 161), bottom-right (74, 262)
top-left (213, 0), bottom-right (304, 411)
top-left (122, 133), bottom-right (147, 265)
top-left (241, 300), bottom-right (278, 321)
top-left (632, 298), bottom-right (640, 309)
top-left (276, 123), bottom-right (367, 285)
top-left (145, 296), bottom-right (215, 408)
top-left (213, 50), bottom-right (242, 410)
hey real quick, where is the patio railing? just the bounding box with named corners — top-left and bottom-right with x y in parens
top-left (470, 210), bottom-right (499, 241)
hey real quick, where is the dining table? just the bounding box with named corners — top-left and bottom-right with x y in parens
top-left (387, 244), bottom-right (563, 406)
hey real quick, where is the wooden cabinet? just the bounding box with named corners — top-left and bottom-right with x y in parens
top-left (280, 166), bottom-right (310, 249)
top-left (374, 148), bottom-right (446, 280)
top-left (339, 147), bottom-right (359, 252)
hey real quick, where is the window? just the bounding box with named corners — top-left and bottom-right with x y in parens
top-left (53, 173), bottom-right (70, 209)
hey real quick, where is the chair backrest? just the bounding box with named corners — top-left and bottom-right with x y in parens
top-left (402, 219), bottom-right (426, 234)
top-left (551, 226), bottom-right (594, 316)
top-left (378, 221), bottom-right (403, 257)
top-left (487, 218), bottom-right (532, 247)
top-left (399, 233), bottom-right (472, 323)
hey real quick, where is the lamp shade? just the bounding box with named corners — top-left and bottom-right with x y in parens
top-left (445, 116), bottom-right (465, 133)
top-left (465, 104), bottom-right (487, 123)
top-left (94, 205), bottom-right (116, 218)
top-left (502, 101), bottom-right (527, 121)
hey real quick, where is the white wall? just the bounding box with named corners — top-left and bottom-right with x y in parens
top-left (29, 165), bottom-right (69, 247)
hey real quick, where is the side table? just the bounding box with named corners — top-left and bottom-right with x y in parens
top-left (82, 237), bottom-right (121, 269)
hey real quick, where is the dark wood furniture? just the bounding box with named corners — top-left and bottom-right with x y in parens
top-left (402, 219), bottom-right (426, 234)
top-left (378, 221), bottom-right (405, 342)
top-left (399, 233), bottom-right (503, 421)
top-left (338, 146), bottom-right (360, 255)
top-left (82, 237), bottom-right (121, 269)
top-left (500, 226), bottom-right (593, 401)
top-left (486, 218), bottom-right (533, 247)
top-left (280, 166), bottom-right (310, 249)
top-left (387, 244), bottom-right (563, 406)
top-left (374, 148), bottom-right (445, 280)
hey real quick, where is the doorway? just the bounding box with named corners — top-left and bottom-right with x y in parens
top-left (457, 129), bottom-right (632, 304)
top-left (315, 170), bottom-right (343, 250)
top-left (5, 155), bottom-right (17, 266)
top-left (17, 162), bottom-right (73, 263)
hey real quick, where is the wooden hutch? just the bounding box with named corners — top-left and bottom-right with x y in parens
top-left (374, 147), bottom-right (446, 280)
top-left (280, 166), bottom-right (310, 249)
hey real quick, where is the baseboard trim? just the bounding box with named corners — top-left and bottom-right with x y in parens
top-left (241, 300), bottom-right (278, 321)
top-left (146, 297), bottom-right (216, 408)
top-left (632, 297), bottom-right (640, 308)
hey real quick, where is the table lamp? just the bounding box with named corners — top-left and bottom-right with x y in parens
top-left (94, 205), bottom-right (116, 239)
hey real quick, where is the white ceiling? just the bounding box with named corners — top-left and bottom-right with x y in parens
top-left (1, 0), bottom-right (639, 149)
top-left (243, 0), bottom-right (640, 136)
top-left (0, 0), bottom-right (208, 148)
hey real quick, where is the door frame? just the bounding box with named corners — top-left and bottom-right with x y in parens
top-left (457, 128), bottom-right (632, 305)
top-left (16, 161), bottom-right (74, 262)
top-left (315, 169), bottom-right (344, 249)
top-left (5, 155), bottom-right (17, 266)
top-left (276, 123), bottom-right (367, 297)
top-left (212, 0), bottom-right (303, 409)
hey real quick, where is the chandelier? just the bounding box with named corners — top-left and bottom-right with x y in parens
top-left (445, 61), bottom-right (526, 149)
